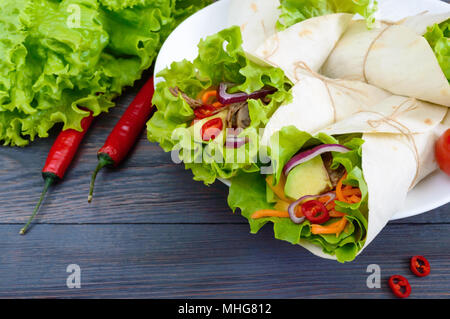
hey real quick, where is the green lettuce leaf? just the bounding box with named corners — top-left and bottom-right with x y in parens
top-left (228, 126), bottom-right (368, 263)
top-left (147, 26), bottom-right (292, 185)
top-left (277, 0), bottom-right (378, 30)
top-left (424, 19), bottom-right (450, 81)
top-left (0, 0), bottom-right (212, 146)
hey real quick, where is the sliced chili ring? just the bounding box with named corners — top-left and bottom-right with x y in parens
top-left (301, 200), bottom-right (330, 224)
top-left (410, 255), bottom-right (430, 277)
top-left (388, 275), bottom-right (411, 298)
top-left (201, 118), bottom-right (223, 141)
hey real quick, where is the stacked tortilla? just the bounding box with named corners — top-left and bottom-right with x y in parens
top-left (229, 0), bottom-right (450, 260)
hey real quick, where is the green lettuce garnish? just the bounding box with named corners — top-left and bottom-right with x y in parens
top-left (228, 126), bottom-right (368, 263)
top-left (147, 26), bottom-right (292, 185)
top-left (0, 0), bottom-right (212, 146)
top-left (424, 19), bottom-right (450, 81)
top-left (276, 0), bottom-right (378, 30)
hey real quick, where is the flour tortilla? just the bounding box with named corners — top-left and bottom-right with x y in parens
top-left (319, 96), bottom-right (447, 187)
top-left (399, 11), bottom-right (450, 35)
top-left (373, 0), bottom-right (450, 28)
top-left (297, 98), bottom-right (448, 260)
top-left (321, 21), bottom-right (450, 107)
top-left (227, 0), bottom-right (280, 54)
top-left (254, 13), bottom-right (353, 80)
top-left (260, 69), bottom-right (391, 146)
top-left (319, 96), bottom-right (448, 136)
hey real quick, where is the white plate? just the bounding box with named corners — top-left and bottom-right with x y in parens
top-left (154, 0), bottom-right (450, 220)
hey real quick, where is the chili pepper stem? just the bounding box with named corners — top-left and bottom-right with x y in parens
top-left (20, 175), bottom-right (57, 235)
top-left (88, 154), bottom-right (115, 203)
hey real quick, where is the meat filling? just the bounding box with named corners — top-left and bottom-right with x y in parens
top-left (169, 87), bottom-right (203, 109)
top-left (226, 102), bottom-right (248, 128)
top-left (321, 152), bottom-right (346, 188)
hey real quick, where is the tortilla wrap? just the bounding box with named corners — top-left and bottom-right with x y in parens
top-left (294, 98), bottom-right (448, 260)
top-left (399, 11), bottom-right (450, 35)
top-left (260, 67), bottom-right (392, 146)
top-left (321, 21), bottom-right (450, 107)
top-left (254, 13), bottom-right (353, 79)
top-left (227, 0), bottom-right (281, 54)
top-left (374, 0), bottom-right (450, 29)
top-left (319, 95), bottom-right (447, 185)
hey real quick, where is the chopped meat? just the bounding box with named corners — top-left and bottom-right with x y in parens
top-left (235, 104), bottom-right (251, 129)
top-left (321, 152), bottom-right (346, 188)
top-left (169, 87), bottom-right (203, 109)
top-left (226, 101), bottom-right (247, 128)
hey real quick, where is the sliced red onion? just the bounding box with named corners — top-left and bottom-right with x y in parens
top-left (288, 192), bottom-right (336, 224)
top-left (217, 82), bottom-right (276, 105)
top-left (225, 135), bottom-right (248, 149)
top-left (283, 144), bottom-right (350, 176)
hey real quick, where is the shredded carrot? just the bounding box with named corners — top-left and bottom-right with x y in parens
top-left (341, 188), bottom-right (362, 197)
top-left (329, 209), bottom-right (346, 218)
top-left (295, 205), bottom-right (304, 218)
top-left (336, 173), bottom-right (348, 202)
top-left (349, 195), bottom-right (361, 203)
top-left (251, 210), bottom-right (289, 219)
top-left (201, 90), bottom-right (218, 105)
top-left (317, 195), bottom-right (332, 204)
top-left (311, 217), bottom-right (348, 236)
top-left (316, 195), bottom-right (336, 210)
top-left (335, 173), bottom-right (363, 204)
top-left (326, 202), bottom-right (336, 211)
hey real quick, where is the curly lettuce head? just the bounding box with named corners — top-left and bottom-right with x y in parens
top-left (0, 0), bottom-right (211, 146)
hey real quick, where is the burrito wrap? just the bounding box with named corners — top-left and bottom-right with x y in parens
top-left (322, 21), bottom-right (450, 107)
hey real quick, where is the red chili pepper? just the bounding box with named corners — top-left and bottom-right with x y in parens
top-left (410, 255), bottom-right (431, 277)
top-left (88, 76), bottom-right (155, 202)
top-left (301, 200), bottom-right (330, 224)
top-left (388, 275), bottom-right (411, 298)
top-left (20, 112), bottom-right (94, 235)
top-left (201, 118), bottom-right (223, 141)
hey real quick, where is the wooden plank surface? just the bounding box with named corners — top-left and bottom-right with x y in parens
top-left (0, 224), bottom-right (449, 298)
top-left (0, 3), bottom-right (450, 299)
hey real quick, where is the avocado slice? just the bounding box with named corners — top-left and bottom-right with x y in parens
top-left (284, 156), bottom-right (333, 200)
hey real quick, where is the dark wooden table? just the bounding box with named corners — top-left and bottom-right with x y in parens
top-left (1, 11), bottom-right (450, 300)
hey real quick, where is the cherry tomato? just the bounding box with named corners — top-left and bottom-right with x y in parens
top-left (201, 118), bottom-right (223, 142)
top-left (301, 200), bottom-right (330, 224)
top-left (410, 255), bottom-right (430, 277)
top-left (388, 275), bottom-right (411, 298)
top-left (435, 129), bottom-right (450, 176)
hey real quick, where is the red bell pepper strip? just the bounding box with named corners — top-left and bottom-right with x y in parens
top-left (88, 76), bottom-right (155, 202)
top-left (388, 275), bottom-right (411, 298)
top-left (20, 112), bottom-right (94, 235)
top-left (410, 255), bottom-right (431, 277)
